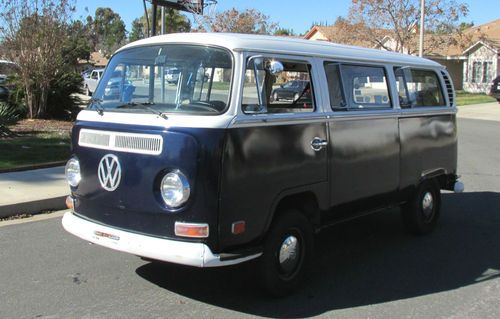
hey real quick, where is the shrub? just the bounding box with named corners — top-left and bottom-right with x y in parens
top-left (0, 101), bottom-right (21, 137)
top-left (46, 71), bottom-right (84, 120)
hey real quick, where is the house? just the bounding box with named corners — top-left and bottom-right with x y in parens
top-left (77, 51), bottom-right (109, 73)
top-left (304, 19), bottom-right (500, 93)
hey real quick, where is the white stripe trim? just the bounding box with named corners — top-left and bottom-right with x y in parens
top-left (77, 109), bottom-right (235, 129)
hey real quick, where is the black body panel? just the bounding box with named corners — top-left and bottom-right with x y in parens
top-left (218, 122), bottom-right (329, 251)
top-left (328, 116), bottom-right (400, 207)
top-left (399, 113), bottom-right (457, 191)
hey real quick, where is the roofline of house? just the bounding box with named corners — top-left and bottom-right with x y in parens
top-left (463, 40), bottom-right (499, 55)
top-left (303, 26), bottom-right (322, 40)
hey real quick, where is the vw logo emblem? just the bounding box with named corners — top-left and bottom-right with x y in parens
top-left (98, 154), bottom-right (122, 191)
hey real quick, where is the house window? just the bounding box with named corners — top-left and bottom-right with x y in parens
top-left (471, 62), bottom-right (482, 83)
top-left (482, 62), bottom-right (492, 83)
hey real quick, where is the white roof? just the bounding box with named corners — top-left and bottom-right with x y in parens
top-left (118, 33), bottom-right (442, 68)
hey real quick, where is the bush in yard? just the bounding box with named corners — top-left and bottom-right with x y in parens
top-left (47, 71), bottom-right (83, 120)
top-left (0, 0), bottom-right (90, 119)
top-left (0, 101), bottom-right (21, 137)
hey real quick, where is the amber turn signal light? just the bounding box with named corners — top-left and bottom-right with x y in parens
top-left (231, 221), bottom-right (246, 235)
top-left (175, 222), bottom-right (209, 238)
top-left (65, 196), bottom-right (75, 210)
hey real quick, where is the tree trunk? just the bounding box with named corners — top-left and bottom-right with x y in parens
top-left (25, 86), bottom-right (34, 119)
top-left (37, 86), bottom-right (49, 118)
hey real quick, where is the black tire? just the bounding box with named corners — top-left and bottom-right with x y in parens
top-left (258, 210), bottom-right (313, 297)
top-left (402, 180), bottom-right (441, 235)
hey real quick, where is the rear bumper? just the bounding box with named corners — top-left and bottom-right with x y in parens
top-left (62, 211), bottom-right (261, 267)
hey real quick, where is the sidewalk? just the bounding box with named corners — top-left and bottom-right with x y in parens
top-left (0, 166), bottom-right (68, 218)
top-left (457, 102), bottom-right (500, 121)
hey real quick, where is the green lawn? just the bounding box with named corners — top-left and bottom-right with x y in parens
top-left (456, 91), bottom-right (496, 106)
top-left (0, 132), bottom-right (71, 170)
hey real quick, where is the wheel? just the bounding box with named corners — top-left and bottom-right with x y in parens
top-left (273, 92), bottom-right (279, 102)
top-left (258, 210), bottom-right (313, 297)
top-left (401, 180), bottom-right (441, 235)
top-left (294, 93), bottom-right (300, 101)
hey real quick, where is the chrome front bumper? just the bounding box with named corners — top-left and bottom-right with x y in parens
top-left (62, 212), bottom-right (261, 267)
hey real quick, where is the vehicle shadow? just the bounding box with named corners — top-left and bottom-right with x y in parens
top-left (135, 192), bottom-right (500, 317)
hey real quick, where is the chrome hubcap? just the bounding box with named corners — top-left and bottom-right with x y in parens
top-left (422, 191), bottom-right (434, 218)
top-left (278, 235), bottom-right (300, 274)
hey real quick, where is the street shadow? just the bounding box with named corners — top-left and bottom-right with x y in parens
top-left (136, 192), bottom-right (500, 317)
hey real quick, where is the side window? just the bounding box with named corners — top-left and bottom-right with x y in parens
top-left (242, 57), bottom-right (314, 114)
top-left (395, 68), bottom-right (445, 107)
top-left (395, 67), bottom-right (411, 108)
top-left (324, 62), bottom-right (346, 110)
top-left (340, 65), bottom-right (391, 109)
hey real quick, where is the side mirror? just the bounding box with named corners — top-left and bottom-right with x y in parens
top-left (266, 60), bottom-right (284, 76)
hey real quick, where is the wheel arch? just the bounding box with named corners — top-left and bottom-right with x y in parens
top-left (264, 187), bottom-right (324, 235)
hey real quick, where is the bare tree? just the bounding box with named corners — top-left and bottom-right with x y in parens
top-left (346, 0), bottom-right (469, 54)
top-left (0, 0), bottom-right (75, 118)
top-left (197, 8), bottom-right (278, 34)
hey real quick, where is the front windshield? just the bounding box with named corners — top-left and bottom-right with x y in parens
top-left (91, 44), bottom-right (233, 115)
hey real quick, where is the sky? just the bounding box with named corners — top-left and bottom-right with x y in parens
top-left (74, 0), bottom-right (499, 36)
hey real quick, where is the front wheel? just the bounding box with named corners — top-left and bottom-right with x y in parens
top-left (258, 210), bottom-right (313, 297)
top-left (402, 180), bottom-right (441, 235)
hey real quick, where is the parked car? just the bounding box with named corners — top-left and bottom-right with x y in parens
top-left (62, 33), bottom-right (463, 296)
top-left (103, 72), bottom-right (135, 102)
top-left (165, 67), bottom-right (180, 84)
top-left (271, 80), bottom-right (311, 102)
top-left (0, 60), bottom-right (17, 102)
top-left (0, 85), bottom-right (8, 102)
top-left (84, 68), bottom-right (104, 96)
top-left (489, 75), bottom-right (500, 102)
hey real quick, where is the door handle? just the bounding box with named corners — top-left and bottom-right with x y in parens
top-left (311, 137), bottom-right (328, 151)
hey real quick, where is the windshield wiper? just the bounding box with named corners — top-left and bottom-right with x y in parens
top-left (89, 97), bottom-right (104, 116)
top-left (116, 102), bottom-right (168, 120)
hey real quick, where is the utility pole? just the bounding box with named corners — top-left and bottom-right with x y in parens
top-left (419, 0), bottom-right (425, 57)
top-left (161, 6), bottom-right (165, 35)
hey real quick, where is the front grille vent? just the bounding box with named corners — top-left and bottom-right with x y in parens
top-left (441, 71), bottom-right (455, 107)
top-left (79, 129), bottom-right (163, 155)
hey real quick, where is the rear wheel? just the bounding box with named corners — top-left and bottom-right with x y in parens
top-left (258, 210), bottom-right (313, 297)
top-left (402, 180), bottom-right (441, 235)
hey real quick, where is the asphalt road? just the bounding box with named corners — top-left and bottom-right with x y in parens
top-left (1, 118), bottom-right (499, 319)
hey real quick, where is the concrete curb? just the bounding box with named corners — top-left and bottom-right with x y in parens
top-left (0, 161), bottom-right (66, 174)
top-left (0, 195), bottom-right (67, 219)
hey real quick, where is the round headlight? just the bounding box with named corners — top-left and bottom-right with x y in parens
top-left (65, 158), bottom-right (81, 187)
top-left (160, 171), bottom-right (190, 208)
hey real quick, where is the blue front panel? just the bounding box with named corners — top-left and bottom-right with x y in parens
top-left (70, 121), bottom-right (225, 250)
